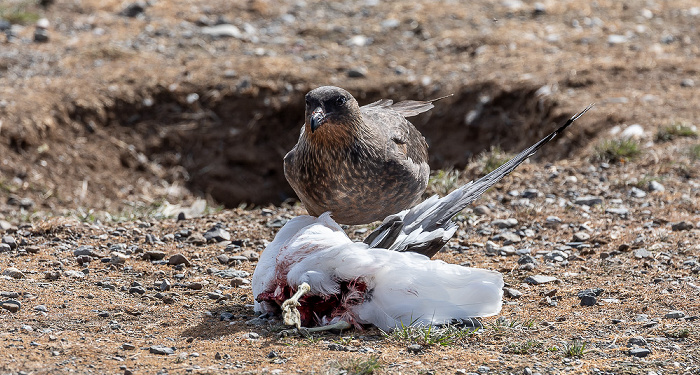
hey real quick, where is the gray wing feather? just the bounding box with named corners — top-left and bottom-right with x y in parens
top-left (361, 99), bottom-right (434, 118)
top-left (365, 105), bottom-right (593, 258)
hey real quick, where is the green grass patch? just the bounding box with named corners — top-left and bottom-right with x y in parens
top-left (487, 317), bottom-right (538, 331)
top-left (427, 169), bottom-right (461, 197)
top-left (384, 321), bottom-right (478, 347)
top-left (480, 146), bottom-right (512, 174)
top-left (563, 340), bottom-right (588, 358)
top-left (331, 355), bottom-right (381, 375)
top-left (665, 328), bottom-right (690, 339)
top-left (594, 139), bottom-right (641, 163)
top-left (0, 2), bottom-right (40, 25)
top-left (656, 123), bottom-right (698, 142)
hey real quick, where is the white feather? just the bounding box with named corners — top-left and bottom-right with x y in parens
top-left (253, 213), bottom-right (503, 331)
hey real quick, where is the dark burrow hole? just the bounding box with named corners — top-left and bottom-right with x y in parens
top-left (68, 81), bottom-right (598, 207)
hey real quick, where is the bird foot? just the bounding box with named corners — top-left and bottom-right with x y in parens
top-left (281, 282), bottom-right (311, 329)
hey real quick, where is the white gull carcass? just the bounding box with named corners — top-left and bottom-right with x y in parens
top-left (252, 106), bottom-right (592, 332)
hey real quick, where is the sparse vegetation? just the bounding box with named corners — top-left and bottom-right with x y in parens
top-left (427, 169), bottom-right (461, 197)
top-left (594, 139), bottom-right (641, 163)
top-left (666, 328), bottom-right (691, 339)
top-left (488, 317), bottom-right (538, 331)
top-left (504, 339), bottom-right (544, 354)
top-left (563, 340), bottom-right (588, 358)
top-left (656, 123), bottom-right (698, 142)
top-left (330, 355), bottom-right (381, 375)
top-left (385, 321), bottom-right (478, 347)
top-left (0, 1), bottom-right (40, 25)
top-left (689, 144), bottom-right (700, 160)
top-left (480, 146), bottom-right (512, 174)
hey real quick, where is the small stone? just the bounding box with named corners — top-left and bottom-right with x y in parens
top-left (2, 267), bottom-right (25, 279)
top-left (648, 181), bottom-right (665, 192)
top-left (580, 295), bottom-right (597, 306)
top-left (575, 196), bottom-right (603, 206)
top-left (187, 282), bottom-right (203, 290)
top-left (202, 24), bottom-right (243, 38)
top-left (122, 343), bottom-right (136, 350)
top-left (25, 246), bottom-right (40, 254)
top-left (186, 234), bottom-right (207, 245)
top-left (73, 246), bottom-right (97, 257)
top-left (1, 300), bottom-right (21, 313)
top-left (545, 216), bottom-right (562, 227)
top-left (407, 344), bottom-right (423, 354)
top-left (243, 332), bottom-right (260, 340)
top-left (145, 251), bottom-right (166, 260)
top-left (207, 292), bottom-right (224, 300)
top-left (680, 78), bottom-right (695, 87)
top-left (120, 2), bottom-right (146, 17)
top-left (665, 311), bottom-right (685, 319)
top-left (518, 254), bottom-right (537, 265)
top-left (503, 287), bottom-right (523, 298)
top-left (216, 254), bottom-right (230, 264)
top-left (44, 271), bottom-right (61, 280)
top-left (473, 205), bottom-right (491, 216)
top-left (169, 253), bottom-right (191, 266)
top-left (671, 221), bottom-right (694, 231)
top-left (634, 248), bottom-right (651, 259)
top-left (64, 270), bottom-right (85, 278)
top-left (492, 231), bottom-right (521, 244)
top-left (231, 277), bottom-right (249, 287)
top-left (573, 232), bottom-right (590, 242)
top-left (160, 279), bottom-right (171, 291)
top-left (34, 305), bottom-right (48, 312)
top-left (524, 275), bottom-right (557, 285)
top-left (629, 348), bottom-right (651, 357)
top-left (629, 187), bottom-right (647, 198)
top-left (34, 28), bottom-right (49, 42)
top-left (149, 345), bottom-right (175, 355)
top-left (2, 236), bottom-right (17, 250)
top-left (241, 250), bottom-right (259, 261)
top-left (204, 225), bottom-right (231, 243)
top-left (491, 218), bottom-right (518, 229)
top-left (110, 252), bottom-right (129, 265)
top-left (605, 207), bottom-right (629, 217)
top-left (0, 243), bottom-right (11, 253)
top-left (608, 34), bottom-right (628, 44)
top-left (347, 67), bottom-right (368, 78)
top-left (627, 337), bottom-right (647, 347)
top-left (129, 286), bottom-right (146, 295)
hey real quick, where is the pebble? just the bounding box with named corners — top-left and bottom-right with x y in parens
top-left (665, 311), bottom-right (685, 319)
top-left (605, 207), bottom-right (629, 217)
top-left (575, 196), bottom-right (603, 206)
top-left (243, 332), bottom-right (260, 340)
top-left (473, 205), bottom-right (491, 216)
top-left (231, 277), bottom-right (249, 287)
top-left (491, 218), bottom-right (518, 229)
top-left (407, 344), bottom-right (423, 354)
top-left (34, 305), bottom-right (48, 312)
top-left (634, 248), bottom-right (651, 259)
top-left (629, 187), bottom-right (647, 198)
top-left (217, 254), bottom-right (230, 264)
top-left (521, 189), bottom-right (540, 198)
top-left (64, 270), bottom-right (85, 278)
top-left (545, 216), bottom-right (562, 226)
top-left (627, 337), bottom-right (647, 347)
top-left (1, 300), bottom-right (21, 312)
top-left (160, 279), bottom-right (171, 291)
top-left (680, 78), bottom-right (695, 87)
top-left (145, 251), bottom-right (166, 260)
top-left (149, 345), bottom-right (175, 355)
top-left (346, 67), bottom-right (367, 78)
top-left (241, 250), bottom-right (259, 261)
top-left (503, 287), bottom-right (523, 298)
top-left (573, 232), bottom-right (590, 242)
top-left (518, 254), bottom-right (537, 265)
top-left (110, 252), bottom-right (129, 265)
top-left (2, 236), bottom-right (17, 250)
top-left (187, 234), bottom-right (207, 245)
top-left (34, 28), bottom-right (49, 43)
top-left (169, 253), bottom-right (192, 266)
top-left (202, 24), bottom-right (243, 39)
top-left (492, 231), bottom-right (521, 244)
top-left (122, 343), bottom-right (136, 350)
top-left (204, 225), bottom-right (231, 242)
top-left (579, 295), bottom-right (597, 306)
top-left (629, 348), bottom-right (651, 357)
top-left (648, 181), bottom-right (665, 192)
top-left (212, 269), bottom-right (249, 278)
top-left (671, 221), bottom-right (694, 231)
top-left (0, 243), bottom-right (10, 252)
top-left (2, 267), bottom-right (25, 279)
top-left (524, 275), bottom-right (557, 285)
